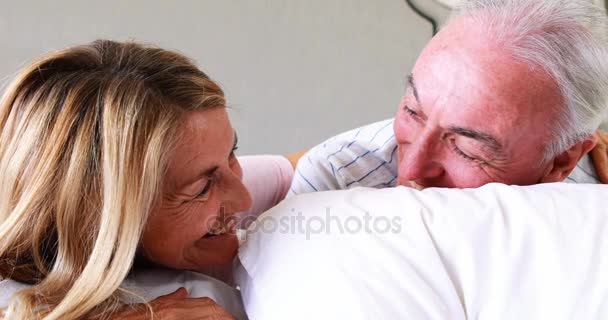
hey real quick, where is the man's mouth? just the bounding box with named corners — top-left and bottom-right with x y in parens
top-left (408, 180), bottom-right (425, 190)
top-left (397, 175), bottom-right (426, 190)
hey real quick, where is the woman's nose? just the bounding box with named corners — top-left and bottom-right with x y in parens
top-left (220, 161), bottom-right (253, 215)
top-left (226, 180), bottom-right (253, 214)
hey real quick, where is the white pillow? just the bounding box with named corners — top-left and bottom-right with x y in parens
top-left (236, 183), bottom-right (608, 320)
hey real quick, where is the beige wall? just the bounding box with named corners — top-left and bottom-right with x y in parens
top-left (3, 1), bottom-right (603, 152)
top-left (0, 0), bottom-right (432, 154)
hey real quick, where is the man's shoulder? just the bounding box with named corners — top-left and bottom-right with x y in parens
top-left (290, 119), bottom-right (399, 195)
top-left (345, 118), bottom-right (395, 141)
top-left (312, 118), bottom-right (396, 158)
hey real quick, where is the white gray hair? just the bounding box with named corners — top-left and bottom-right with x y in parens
top-left (452, 0), bottom-right (608, 160)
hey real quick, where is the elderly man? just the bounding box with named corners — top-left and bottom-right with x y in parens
top-left (236, 2), bottom-right (608, 319)
top-left (289, 0), bottom-right (608, 194)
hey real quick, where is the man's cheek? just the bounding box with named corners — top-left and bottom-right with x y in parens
top-left (393, 110), bottom-right (410, 143)
top-left (447, 162), bottom-right (494, 188)
top-left (397, 145), bottom-right (405, 164)
top-left (395, 147), bottom-right (408, 185)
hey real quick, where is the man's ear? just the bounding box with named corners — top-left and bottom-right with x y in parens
top-left (541, 135), bottom-right (598, 183)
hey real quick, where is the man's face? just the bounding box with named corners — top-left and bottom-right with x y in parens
top-left (394, 18), bottom-right (562, 189)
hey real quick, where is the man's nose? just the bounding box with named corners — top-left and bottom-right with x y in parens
top-left (398, 133), bottom-right (444, 182)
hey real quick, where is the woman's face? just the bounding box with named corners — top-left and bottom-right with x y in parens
top-left (141, 107), bottom-right (252, 273)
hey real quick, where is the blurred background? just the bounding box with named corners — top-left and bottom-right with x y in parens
top-left (0, 0), bottom-right (605, 154)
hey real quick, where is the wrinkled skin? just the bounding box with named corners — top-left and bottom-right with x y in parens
top-left (394, 17), bottom-right (596, 189)
top-left (141, 107), bottom-right (252, 279)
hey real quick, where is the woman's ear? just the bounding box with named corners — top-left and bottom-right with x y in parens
top-left (540, 135), bottom-right (598, 183)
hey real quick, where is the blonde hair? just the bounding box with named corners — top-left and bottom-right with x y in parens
top-left (0, 40), bottom-right (225, 319)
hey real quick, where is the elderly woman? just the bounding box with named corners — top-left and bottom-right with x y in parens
top-left (0, 40), bottom-right (293, 319)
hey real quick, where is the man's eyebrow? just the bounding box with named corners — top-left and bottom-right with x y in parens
top-left (407, 73), bottom-right (420, 105)
top-left (449, 127), bottom-right (503, 155)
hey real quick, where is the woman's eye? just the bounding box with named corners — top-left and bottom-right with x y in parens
top-left (229, 145), bottom-right (239, 160)
top-left (197, 180), bottom-right (214, 199)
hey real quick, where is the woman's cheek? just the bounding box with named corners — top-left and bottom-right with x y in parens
top-left (193, 198), bottom-right (225, 236)
top-left (155, 202), bottom-right (216, 251)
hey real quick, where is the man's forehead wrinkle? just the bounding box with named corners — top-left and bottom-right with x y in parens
top-left (426, 46), bottom-right (524, 112)
top-left (416, 47), bottom-right (523, 162)
top-left (416, 27), bottom-right (548, 123)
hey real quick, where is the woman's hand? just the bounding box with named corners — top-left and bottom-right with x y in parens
top-left (112, 287), bottom-right (235, 320)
